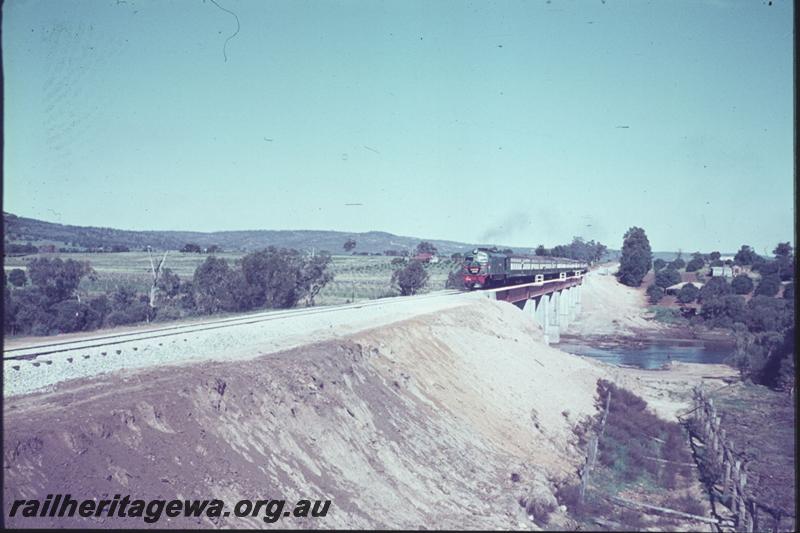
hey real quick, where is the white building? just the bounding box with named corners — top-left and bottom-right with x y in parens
top-left (710, 266), bottom-right (733, 278)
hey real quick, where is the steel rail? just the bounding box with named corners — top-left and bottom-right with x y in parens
top-left (3, 274), bottom-right (582, 362)
top-left (3, 290), bottom-right (462, 361)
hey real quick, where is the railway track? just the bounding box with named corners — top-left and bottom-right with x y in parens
top-left (4, 277), bottom-right (579, 397)
top-left (3, 290), bottom-right (463, 362)
top-left (3, 272), bottom-right (583, 365)
top-left (4, 289), bottom-right (476, 397)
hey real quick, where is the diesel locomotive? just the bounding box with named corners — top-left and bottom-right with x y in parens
top-left (462, 248), bottom-right (588, 290)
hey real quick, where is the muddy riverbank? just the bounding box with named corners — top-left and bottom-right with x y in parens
top-left (559, 321), bottom-right (734, 351)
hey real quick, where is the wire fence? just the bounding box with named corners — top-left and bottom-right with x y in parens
top-left (682, 386), bottom-right (795, 533)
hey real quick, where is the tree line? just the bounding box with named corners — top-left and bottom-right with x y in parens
top-left (179, 243), bottom-right (223, 254)
top-left (617, 227), bottom-right (794, 389)
top-left (534, 237), bottom-right (608, 264)
top-left (3, 247), bottom-right (334, 337)
top-left (343, 238), bottom-right (442, 258)
top-left (4, 241), bottom-right (134, 255)
top-left (4, 239), bottom-right (447, 336)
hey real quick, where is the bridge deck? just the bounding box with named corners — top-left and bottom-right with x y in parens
top-left (479, 275), bottom-right (584, 303)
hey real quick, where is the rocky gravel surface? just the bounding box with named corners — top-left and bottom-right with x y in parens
top-left (4, 292), bottom-right (467, 397)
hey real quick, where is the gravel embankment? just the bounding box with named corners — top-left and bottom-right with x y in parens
top-left (4, 292), bottom-right (469, 397)
top-left (4, 298), bottom-right (607, 529)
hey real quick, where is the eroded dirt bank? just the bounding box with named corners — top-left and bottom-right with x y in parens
top-left (563, 264), bottom-right (734, 347)
top-left (4, 299), bottom-right (608, 529)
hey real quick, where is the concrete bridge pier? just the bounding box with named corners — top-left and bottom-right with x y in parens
top-left (524, 295), bottom-right (552, 343)
top-left (547, 291), bottom-right (560, 344)
top-left (567, 286), bottom-right (578, 322)
top-left (523, 295), bottom-right (537, 321)
top-left (539, 295), bottom-right (552, 344)
top-left (558, 289), bottom-right (571, 330)
top-left (565, 287), bottom-right (574, 322)
top-left (490, 275), bottom-right (585, 346)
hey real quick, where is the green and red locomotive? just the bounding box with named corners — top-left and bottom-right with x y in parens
top-left (462, 248), bottom-right (588, 290)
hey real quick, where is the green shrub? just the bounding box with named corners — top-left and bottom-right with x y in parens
top-left (731, 274), bottom-right (754, 295)
top-left (699, 277), bottom-right (731, 302)
top-left (50, 300), bottom-right (94, 333)
top-left (646, 284), bottom-right (664, 304)
top-left (755, 274), bottom-right (781, 297)
top-left (655, 268), bottom-right (681, 289)
top-left (7, 268), bottom-right (27, 287)
top-left (104, 300), bottom-right (150, 326)
top-left (445, 268), bottom-right (463, 289)
top-left (391, 260), bottom-right (429, 295)
top-left (701, 295), bottom-right (746, 327)
top-left (555, 483), bottom-right (582, 510)
top-left (525, 498), bottom-right (556, 525)
top-left (618, 227), bottom-right (652, 287)
top-left (154, 305), bottom-right (182, 321)
top-left (649, 306), bottom-right (682, 324)
top-left (677, 283), bottom-right (700, 303)
top-left (685, 257), bottom-right (704, 272)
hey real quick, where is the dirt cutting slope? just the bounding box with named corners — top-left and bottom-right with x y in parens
top-left (563, 264), bottom-right (665, 338)
top-left (4, 298), bottom-right (607, 529)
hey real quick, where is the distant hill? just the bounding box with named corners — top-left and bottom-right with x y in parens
top-left (2, 212), bottom-right (509, 255)
top-left (3, 213), bottom-right (707, 259)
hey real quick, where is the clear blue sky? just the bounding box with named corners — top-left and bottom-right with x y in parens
top-left (3, 0), bottom-right (794, 253)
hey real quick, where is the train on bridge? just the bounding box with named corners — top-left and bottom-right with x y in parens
top-left (461, 248), bottom-right (588, 290)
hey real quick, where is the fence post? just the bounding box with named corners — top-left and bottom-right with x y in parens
top-left (737, 495), bottom-right (746, 531)
top-left (581, 389), bottom-right (612, 503)
top-left (580, 435), bottom-right (597, 504)
top-left (731, 460), bottom-right (741, 514)
top-left (697, 394), bottom-right (704, 418)
top-left (723, 453), bottom-right (732, 499)
top-left (736, 470), bottom-right (748, 531)
top-left (600, 390), bottom-right (611, 438)
top-left (710, 408), bottom-right (717, 447)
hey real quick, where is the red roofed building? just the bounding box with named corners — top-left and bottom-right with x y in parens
top-left (412, 253), bottom-right (439, 263)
